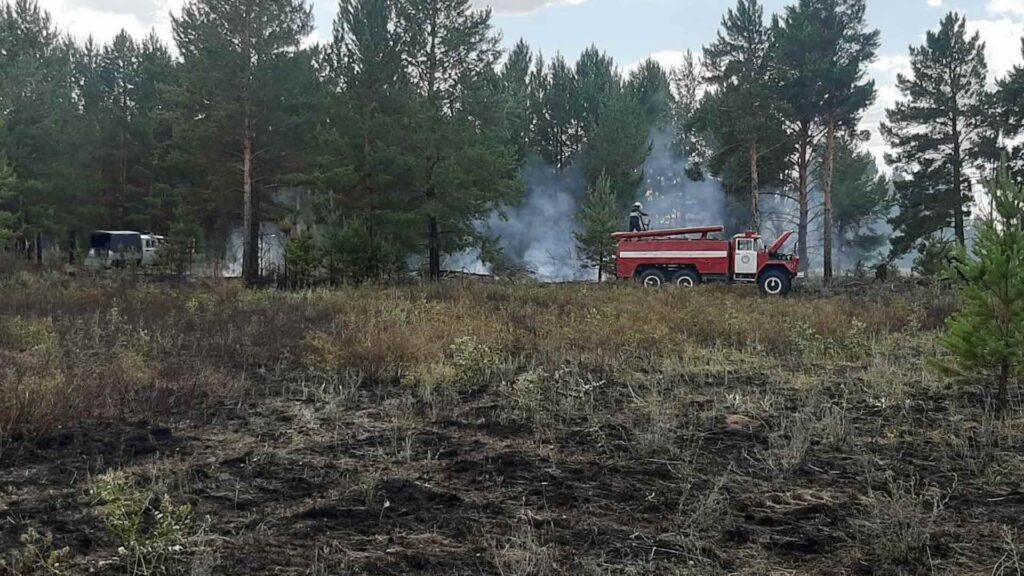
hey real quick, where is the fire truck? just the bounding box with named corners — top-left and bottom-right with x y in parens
top-left (612, 226), bottom-right (801, 296)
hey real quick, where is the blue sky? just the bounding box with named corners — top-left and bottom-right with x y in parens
top-left (38, 0), bottom-right (1024, 161)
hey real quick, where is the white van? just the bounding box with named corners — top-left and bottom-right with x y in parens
top-left (86, 231), bottom-right (166, 268)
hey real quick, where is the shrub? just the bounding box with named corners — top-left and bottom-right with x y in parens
top-left (942, 163), bottom-right (1024, 413)
top-left (93, 470), bottom-right (196, 576)
top-left (0, 528), bottom-right (72, 575)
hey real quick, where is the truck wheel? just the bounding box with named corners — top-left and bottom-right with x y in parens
top-left (759, 269), bottom-right (792, 296)
top-left (638, 269), bottom-right (666, 288)
top-left (671, 269), bottom-right (701, 288)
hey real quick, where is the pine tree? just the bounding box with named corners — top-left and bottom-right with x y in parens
top-left (585, 90), bottom-right (650, 207)
top-left (0, 148), bottom-right (16, 247)
top-left (501, 39), bottom-right (533, 163)
top-left (0, 0), bottom-right (91, 258)
top-left (395, 0), bottom-right (521, 280)
top-left (172, 0), bottom-right (314, 285)
top-left (826, 138), bottom-right (891, 266)
top-left (535, 54), bottom-right (578, 168)
top-left (574, 45), bottom-right (619, 141)
top-left (884, 13), bottom-right (992, 257)
top-left (942, 161), bottom-right (1024, 414)
top-left (996, 39), bottom-right (1024, 178)
top-left (816, 0), bottom-right (879, 284)
top-left (670, 51), bottom-right (708, 182)
top-left (575, 172), bottom-right (618, 281)
top-left (774, 0), bottom-right (829, 272)
top-left (627, 58), bottom-right (673, 129)
top-left (317, 0), bottom-right (418, 273)
top-left (699, 0), bottom-right (786, 232)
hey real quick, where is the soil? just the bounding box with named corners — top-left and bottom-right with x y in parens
top-left (2, 373), bottom-right (1022, 575)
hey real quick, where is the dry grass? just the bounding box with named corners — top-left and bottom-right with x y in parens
top-left (0, 278), bottom-right (925, 443)
top-left (1, 275), bottom-right (1022, 575)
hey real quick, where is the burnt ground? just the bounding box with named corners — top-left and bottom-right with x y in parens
top-left (2, 367), bottom-right (1023, 576)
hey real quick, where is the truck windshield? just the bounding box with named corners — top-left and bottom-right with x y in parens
top-left (90, 233), bottom-right (141, 253)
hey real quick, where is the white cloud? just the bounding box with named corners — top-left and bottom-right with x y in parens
top-left (472, 0), bottom-right (590, 16)
top-left (987, 0), bottom-right (1024, 16)
top-left (624, 50), bottom-right (693, 74)
top-left (928, 0), bottom-right (942, 7)
top-left (37, 0), bottom-right (183, 45)
top-left (965, 18), bottom-right (1024, 78)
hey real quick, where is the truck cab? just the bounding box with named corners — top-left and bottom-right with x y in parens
top-left (731, 231), bottom-right (801, 296)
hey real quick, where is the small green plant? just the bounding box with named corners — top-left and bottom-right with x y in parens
top-left (285, 229), bottom-right (319, 288)
top-left (0, 528), bottom-right (72, 575)
top-left (93, 471), bottom-right (195, 576)
top-left (941, 161), bottom-right (1024, 414)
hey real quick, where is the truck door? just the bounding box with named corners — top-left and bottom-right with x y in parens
top-left (734, 238), bottom-right (758, 278)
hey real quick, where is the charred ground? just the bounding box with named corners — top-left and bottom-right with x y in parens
top-left (0, 273), bottom-right (1021, 575)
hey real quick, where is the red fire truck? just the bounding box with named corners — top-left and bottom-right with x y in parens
top-left (612, 226), bottom-right (801, 296)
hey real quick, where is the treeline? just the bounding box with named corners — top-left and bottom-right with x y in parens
top-left (0, 0), bottom-right (1022, 283)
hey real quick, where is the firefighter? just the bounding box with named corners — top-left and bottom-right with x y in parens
top-left (629, 203), bottom-right (650, 232)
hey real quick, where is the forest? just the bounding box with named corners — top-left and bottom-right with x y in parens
top-left (0, 0), bottom-right (1022, 284)
top-left (5, 2), bottom-right (1024, 573)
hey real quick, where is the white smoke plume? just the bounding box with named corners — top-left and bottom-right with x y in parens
top-left (640, 129), bottom-right (728, 231)
top-left (223, 222), bottom-right (287, 278)
top-left (444, 129), bottom-right (731, 282)
top-left (444, 157), bottom-right (595, 282)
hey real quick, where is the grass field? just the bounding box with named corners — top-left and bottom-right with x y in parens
top-left (1, 272), bottom-right (1021, 575)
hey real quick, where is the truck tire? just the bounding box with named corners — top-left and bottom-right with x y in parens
top-left (638, 268), bottom-right (666, 288)
top-left (759, 269), bottom-right (792, 296)
top-left (671, 269), bottom-right (701, 288)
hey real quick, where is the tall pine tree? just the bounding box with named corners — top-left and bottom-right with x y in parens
top-left (395, 0), bottom-right (521, 280)
top-left (816, 0), bottom-right (878, 283)
top-left (699, 0), bottom-right (786, 232)
top-left (172, 0), bottom-right (314, 284)
top-left (884, 13), bottom-right (992, 257)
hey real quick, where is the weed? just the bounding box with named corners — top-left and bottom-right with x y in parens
top-left (489, 523), bottom-right (557, 576)
top-left (760, 412), bottom-right (813, 478)
top-left (993, 526), bottom-right (1023, 576)
top-left (855, 476), bottom-right (948, 572)
top-left (93, 471), bottom-right (197, 575)
top-left (0, 528), bottom-right (72, 575)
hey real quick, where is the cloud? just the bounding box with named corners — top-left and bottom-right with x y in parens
top-left (988, 0), bottom-right (1024, 16)
top-left (472, 0), bottom-right (590, 15)
top-left (36, 0), bottom-right (183, 45)
top-left (928, 0), bottom-right (942, 6)
top-left (965, 18), bottom-right (1024, 78)
top-left (629, 50), bottom-right (692, 72)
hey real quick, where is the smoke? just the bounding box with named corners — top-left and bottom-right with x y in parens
top-left (444, 157), bottom-right (594, 282)
top-left (444, 129), bottom-right (730, 282)
top-left (640, 129), bottom-right (727, 230)
top-left (223, 222), bottom-right (287, 278)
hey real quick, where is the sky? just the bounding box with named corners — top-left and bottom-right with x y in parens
top-left (30, 0), bottom-right (1024, 164)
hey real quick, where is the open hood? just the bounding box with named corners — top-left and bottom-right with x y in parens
top-left (768, 231), bottom-right (795, 254)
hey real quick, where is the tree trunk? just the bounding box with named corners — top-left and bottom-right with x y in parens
top-left (68, 232), bottom-right (76, 265)
top-left (242, 121), bottom-right (259, 286)
top-left (750, 142), bottom-right (760, 232)
top-left (998, 360), bottom-right (1010, 416)
top-left (952, 124), bottom-right (966, 247)
top-left (35, 231), bottom-right (42, 265)
top-left (428, 216), bottom-right (441, 281)
top-left (823, 120), bottom-right (836, 285)
top-left (797, 122), bottom-right (810, 272)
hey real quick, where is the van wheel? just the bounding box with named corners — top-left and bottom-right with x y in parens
top-left (759, 269), bottom-right (792, 296)
top-left (671, 269), bottom-right (701, 288)
top-left (638, 269), bottom-right (666, 288)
